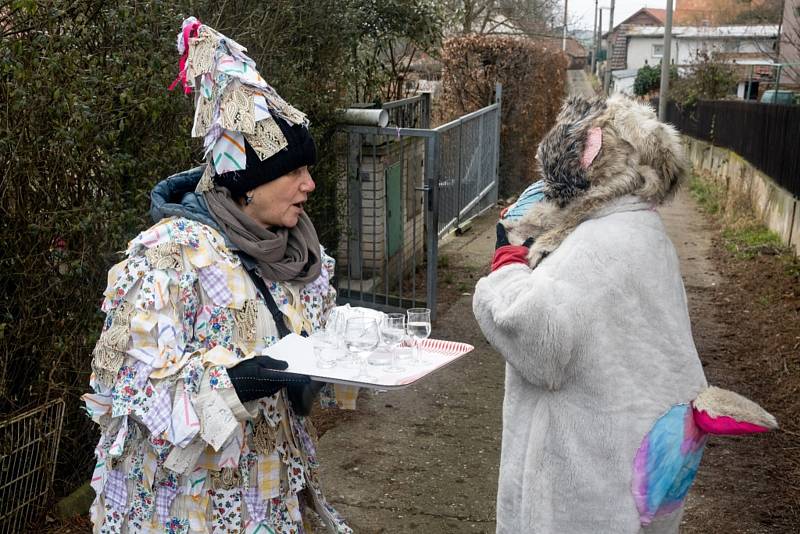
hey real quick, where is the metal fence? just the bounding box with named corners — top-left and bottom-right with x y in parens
top-left (335, 87), bottom-right (501, 319)
top-left (382, 94), bottom-right (430, 129)
top-left (435, 102), bottom-right (500, 237)
top-left (0, 399), bottom-right (65, 533)
top-left (662, 99), bottom-right (800, 198)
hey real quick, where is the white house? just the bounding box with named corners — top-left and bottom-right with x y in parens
top-left (622, 24), bottom-right (778, 71)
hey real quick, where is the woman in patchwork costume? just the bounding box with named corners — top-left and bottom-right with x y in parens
top-left (82, 17), bottom-right (355, 533)
top-left (473, 95), bottom-right (778, 533)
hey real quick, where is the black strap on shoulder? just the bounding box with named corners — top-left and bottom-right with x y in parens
top-left (240, 261), bottom-right (293, 340)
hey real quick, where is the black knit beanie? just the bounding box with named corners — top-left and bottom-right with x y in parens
top-left (214, 117), bottom-right (316, 198)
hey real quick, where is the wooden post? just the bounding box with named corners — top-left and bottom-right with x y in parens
top-left (603, 0), bottom-right (615, 95)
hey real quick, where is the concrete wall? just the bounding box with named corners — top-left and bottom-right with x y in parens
top-left (684, 136), bottom-right (799, 255)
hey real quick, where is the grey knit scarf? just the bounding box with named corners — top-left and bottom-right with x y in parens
top-left (203, 186), bottom-right (322, 284)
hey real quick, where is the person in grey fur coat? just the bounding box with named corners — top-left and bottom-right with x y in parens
top-left (472, 95), bottom-right (777, 534)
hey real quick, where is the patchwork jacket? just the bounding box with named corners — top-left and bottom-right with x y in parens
top-left (83, 168), bottom-right (354, 534)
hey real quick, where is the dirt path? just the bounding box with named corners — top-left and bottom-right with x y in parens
top-left (314, 188), bottom-right (797, 532)
top-left (315, 213), bottom-right (500, 533)
top-left (666, 190), bottom-right (800, 533)
top-left (566, 69), bottom-right (595, 98)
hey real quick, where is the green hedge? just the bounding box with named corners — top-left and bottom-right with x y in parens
top-left (439, 35), bottom-right (567, 196)
top-left (0, 0), bottom-right (376, 494)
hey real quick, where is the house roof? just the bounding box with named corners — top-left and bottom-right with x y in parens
top-left (611, 7), bottom-right (667, 33)
top-left (538, 36), bottom-right (587, 58)
top-left (641, 8), bottom-right (667, 24)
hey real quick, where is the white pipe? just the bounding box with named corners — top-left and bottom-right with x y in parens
top-left (338, 108), bottom-right (389, 127)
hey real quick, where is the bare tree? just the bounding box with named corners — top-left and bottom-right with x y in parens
top-left (442, 0), bottom-right (562, 37)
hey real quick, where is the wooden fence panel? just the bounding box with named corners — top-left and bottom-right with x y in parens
top-left (663, 100), bottom-right (800, 198)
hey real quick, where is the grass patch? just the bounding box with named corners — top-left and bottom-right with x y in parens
top-left (688, 174), bottom-right (723, 215)
top-left (721, 224), bottom-right (785, 259)
top-left (784, 256), bottom-right (800, 278)
top-left (689, 173), bottom-right (796, 264)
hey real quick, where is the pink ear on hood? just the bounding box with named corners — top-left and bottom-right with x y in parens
top-left (580, 126), bottom-right (602, 169)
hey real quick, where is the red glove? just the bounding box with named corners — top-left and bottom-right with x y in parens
top-left (492, 245), bottom-right (530, 271)
top-left (492, 223), bottom-right (533, 271)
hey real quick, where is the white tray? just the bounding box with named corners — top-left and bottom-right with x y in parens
top-left (262, 333), bottom-right (475, 389)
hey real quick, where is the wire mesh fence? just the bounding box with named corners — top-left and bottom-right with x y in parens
top-left (0, 398), bottom-right (65, 533)
top-left (335, 127), bottom-right (432, 315)
top-left (435, 103), bottom-right (500, 237)
top-left (382, 94), bottom-right (431, 129)
top-left (335, 87), bottom-right (501, 320)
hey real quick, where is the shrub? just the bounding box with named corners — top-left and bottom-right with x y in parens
top-left (671, 51), bottom-right (737, 107)
top-left (0, 0), bottom-right (364, 494)
top-left (634, 64), bottom-right (661, 97)
top-left (439, 35), bottom-right (567, 196)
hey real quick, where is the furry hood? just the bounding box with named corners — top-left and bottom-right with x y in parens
top-left (506, 94), bottom-right (687, 267)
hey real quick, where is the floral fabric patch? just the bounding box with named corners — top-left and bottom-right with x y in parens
top-left (210, 487), bottom-right (243, 533)
top-left (208, 365), bottom-right (233, 390)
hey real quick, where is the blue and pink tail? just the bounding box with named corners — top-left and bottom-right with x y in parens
top-left (632, 387), bottom-right (777, 525)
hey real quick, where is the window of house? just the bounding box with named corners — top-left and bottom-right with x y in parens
top-left (722, 41), bottom-right (738, 53)
top-left (652, 44), bottom-right (664, 58)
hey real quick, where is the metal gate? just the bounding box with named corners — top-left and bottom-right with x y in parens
top-left (0, 399), bottom-right (65, 533)
top-left (335, 85), bottom-right (501, 319)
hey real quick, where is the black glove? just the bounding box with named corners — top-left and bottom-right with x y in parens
top-left (495, 222), bottom-right (534, 250)
top-left (287, 380), bottom-right (326, 417)
top-left (228, 356), bottom-right (310, 403)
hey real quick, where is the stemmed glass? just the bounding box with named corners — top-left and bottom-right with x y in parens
top-left (311, 330), bottom-right (337, 369)
top-left (344, 317), bottom-right (380, 381)
top-left (381, 313), bottom-right (407, 373)
top-left (406, 308), bottom-right (431, 365)
top-left (324, 307), bottom-right (350, 365)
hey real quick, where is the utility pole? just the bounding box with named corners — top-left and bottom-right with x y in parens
top-left (596, 8), bottom-right (603, 76)
top-left (603, 0), bottom-right (615, 94)
top-left (590, 0), bottom-right (598, 74)
top-left (562, 0), bottom-right (569, 51)
top-left (658, 0), bottom-right (674, 121)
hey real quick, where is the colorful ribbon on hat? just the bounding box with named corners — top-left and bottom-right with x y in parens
top-left (169, 18), bottom-right (203, 94)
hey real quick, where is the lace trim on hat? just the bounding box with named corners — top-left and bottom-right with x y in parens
top-left (192, 93), bottom-right (215, 138)
top-left (220, 83), bottom-right (256, 134)
top-left (186, 27), bottom-right (219, 83)
top-left (245, 115), bottom-right (288, 161)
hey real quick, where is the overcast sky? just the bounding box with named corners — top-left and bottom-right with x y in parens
top-left (568, 0), bottom-right (667, 31)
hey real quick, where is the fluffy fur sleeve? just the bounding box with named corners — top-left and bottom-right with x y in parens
top-left (472, 263), bottom-right (585, 390)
